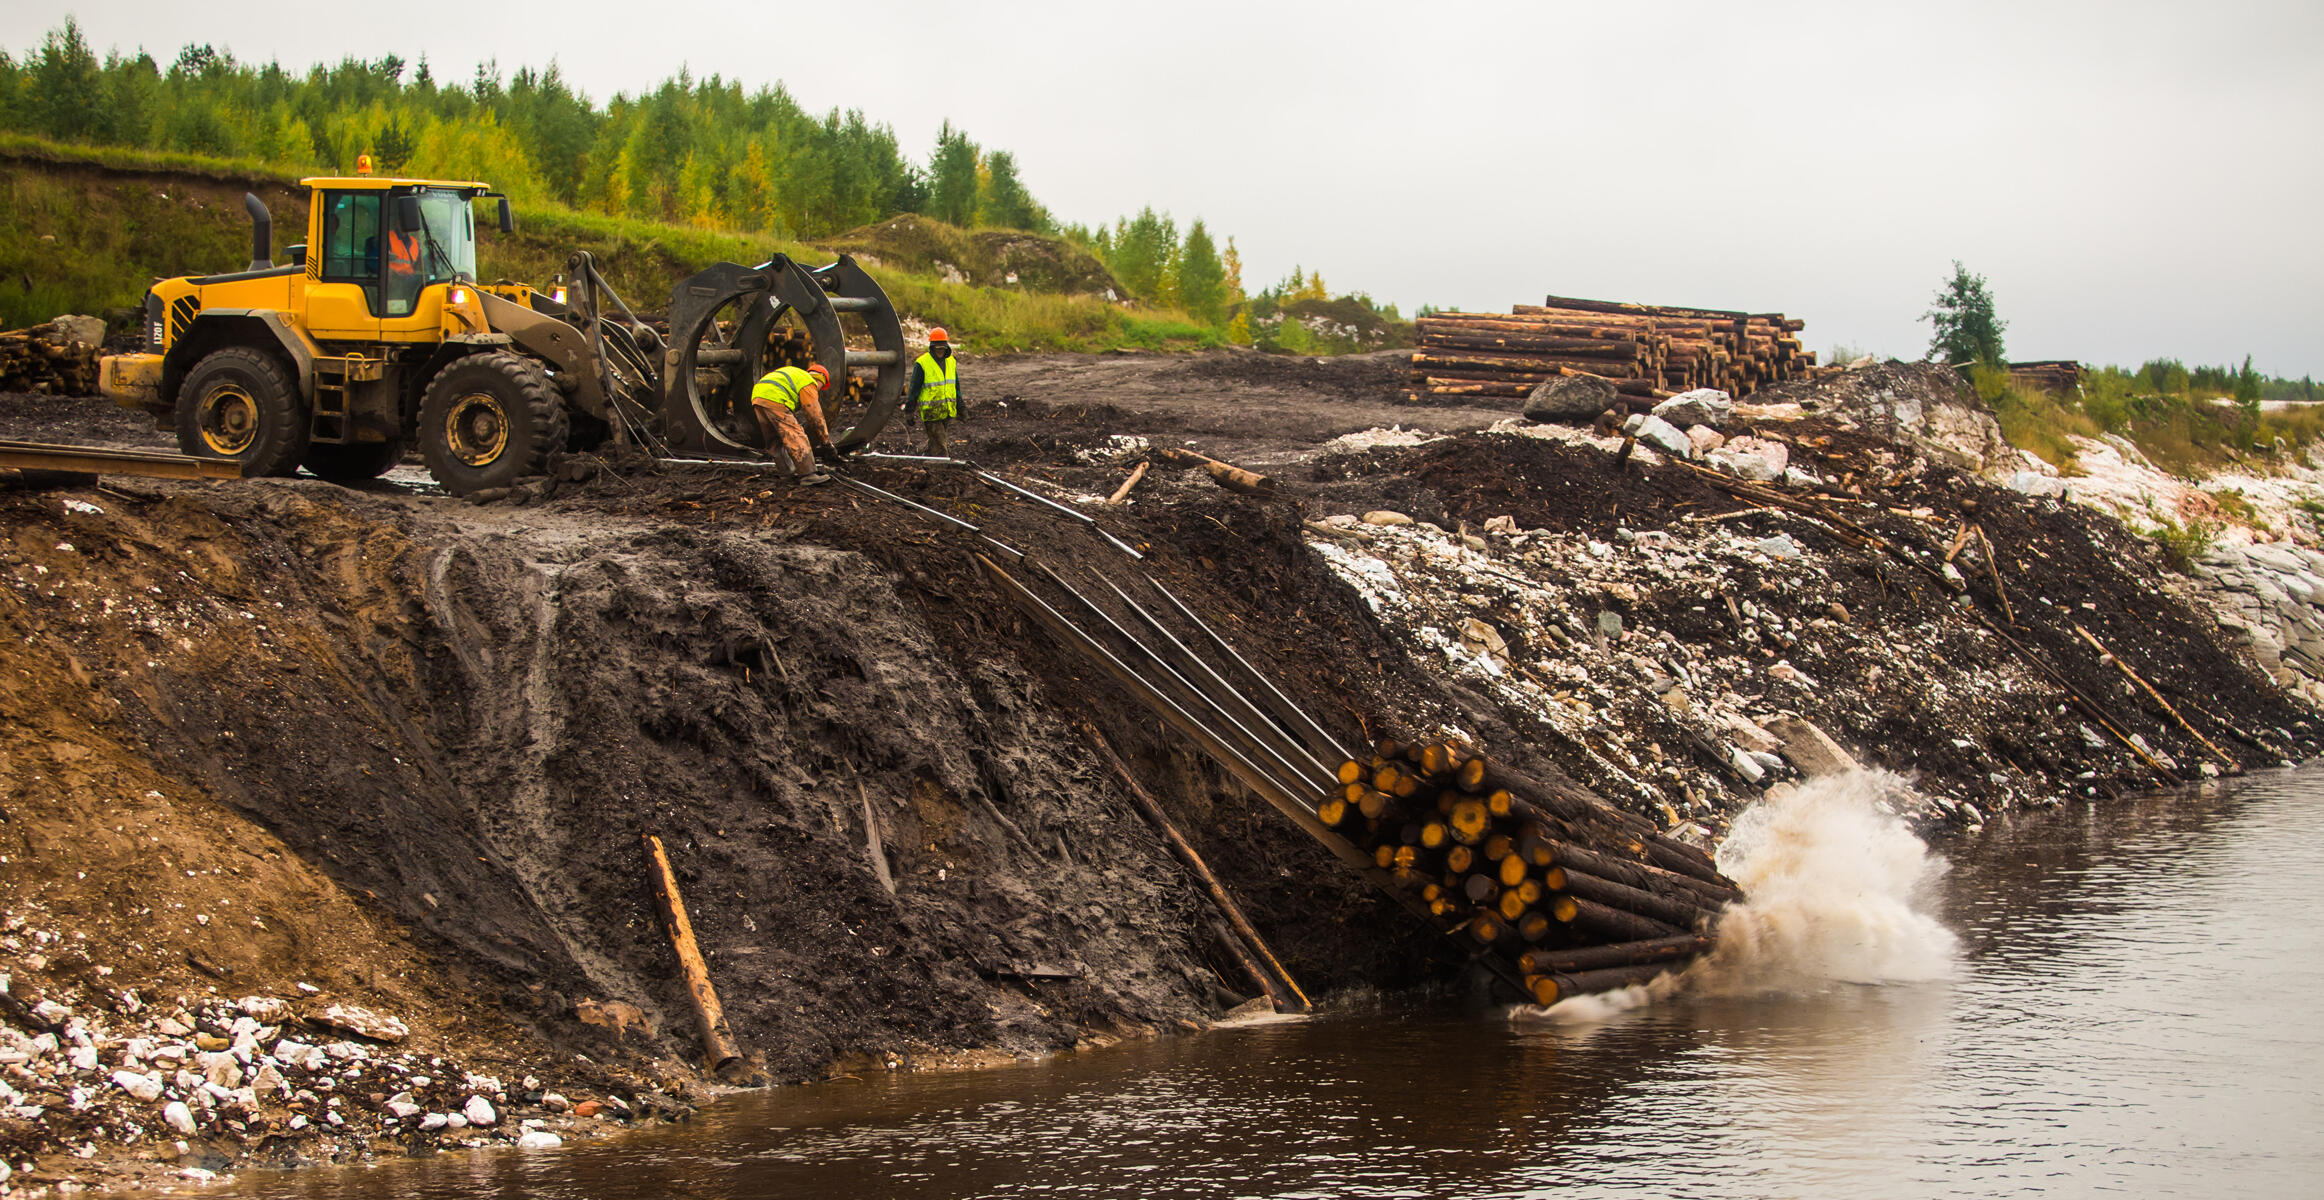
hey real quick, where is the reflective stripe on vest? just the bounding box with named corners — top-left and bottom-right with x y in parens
top-left (751, 365), bottom-right (817, 411)
top-left (913, 352), bottom-right (959, 420)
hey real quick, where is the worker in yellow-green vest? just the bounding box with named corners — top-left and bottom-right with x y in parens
top-left (905, 327), bottom-right (963, 456)
top-left (750, 361), bottom-right (835, 484)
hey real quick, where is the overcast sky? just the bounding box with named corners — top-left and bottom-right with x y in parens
top-left (13, 1), bottom-right (2321, 374)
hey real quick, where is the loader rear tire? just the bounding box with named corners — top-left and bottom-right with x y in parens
top-left (418, 352), bottom-right (565, 496)
top-left (176, 346), bottom-right (308, 478)
top-left (303, 437), bottom-right (406, 482)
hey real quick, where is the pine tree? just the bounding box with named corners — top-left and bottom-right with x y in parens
top-left (1174, 219), bottom-right (1227, 324)
top-left (2233, 354), bottom-right (2263, 431)
top-left (373, 115), bottom-right (415, 172)
top-left (928, 121), bottom-right (978, 226)
top-left (1107, 208), bottom-right (1178, 303)
top-left (33, 18), bottom-right (102, 141)
top-left (978, 149), bottom-right (1038, 230)
top-left (1923, 261), bottom-right (2007, 366)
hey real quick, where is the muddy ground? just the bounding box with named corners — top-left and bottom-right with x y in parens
top-left (1, 349), bottom-right (2314, 1192)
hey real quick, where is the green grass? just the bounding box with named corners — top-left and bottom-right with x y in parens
top-left (0, 134), bottom-right (1218, 352)
top-left (2146, 510), bottom-right (2222, 574)
top-left (0, 130), bottom-right (301, 186)
top-left (1971, 364), bottom-right (2094, 473)
top-left (2068, 364), bottom-right (2324, 477)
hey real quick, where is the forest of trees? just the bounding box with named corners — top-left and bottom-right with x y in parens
top-left (0, 19), bottom-right (1053, 242)
top-left (0, 17), bottom-right (1269, 321)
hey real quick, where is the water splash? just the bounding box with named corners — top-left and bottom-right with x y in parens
top-left (1687, 770), bottom-right (1958, 995)
top-left (1514, 770), bottom-right (1955, 1024)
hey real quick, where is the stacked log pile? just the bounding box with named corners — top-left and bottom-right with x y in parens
top-left (2006, 360), bottom-right (2082, 394)
top-left (1322, 738), bottom-right (1741, 1005)
top-left (0, 319), bottom-right (103, 395)
top-left (1408, 293), bottom-right (1815, 402)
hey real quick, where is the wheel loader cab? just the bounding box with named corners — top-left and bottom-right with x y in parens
top-left (305, 178), bottom-right (487, 341)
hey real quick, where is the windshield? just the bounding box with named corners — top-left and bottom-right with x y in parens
top-left (414, 188), bottom-right (477, 286)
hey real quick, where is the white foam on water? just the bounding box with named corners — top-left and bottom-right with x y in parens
top-left (1688, 770), bottom-right (1958, 995)
top-left (1510, 770), bottom-right (1956, 1025)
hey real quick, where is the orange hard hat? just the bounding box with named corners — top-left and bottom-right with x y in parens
top-left (927, 327), bottom-right (950, 343)
top-left (806, 363), bottom-right (830, 384)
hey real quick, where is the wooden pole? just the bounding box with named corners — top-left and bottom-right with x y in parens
top-left (1081, 721), bottom-right (1313, 1012)
top-left (2072, 623), bottom-right (2236, 767)
top-left (1524, 962), bottom-right (1682, 1006)
top-left (1975, 524), bottom-right (2017, 626)
top-left (642, 834), bottom-right (742, 1073)
top-left (1106, 460), bottom-right (1150, 504)
top-left (1157, 447), bottom-right (1274, 496)
top-left (1517, 935), bottom-right (1712, 976)
top-left (1545, 865), bottom-right (1721, 931)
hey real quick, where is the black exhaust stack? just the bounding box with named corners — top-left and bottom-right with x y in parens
top-left (243, 192), bottom-right (273, 271)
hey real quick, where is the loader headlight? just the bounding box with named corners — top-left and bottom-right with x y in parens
top-left (550, 287), bottom-right (568, 305)
top-left (449, 286), bottom-right (470, 307)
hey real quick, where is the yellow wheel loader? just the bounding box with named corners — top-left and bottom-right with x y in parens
top-left (99, 175), bottom-right (909, 493)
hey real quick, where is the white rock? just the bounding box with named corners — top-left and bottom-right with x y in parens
top-left (272, 1039), bottom-right (326, 1072)
top-left (1631, 414), bottom-right (1694, 459)
top-left (542, 1092), bottom-right (571, 1112)
top-left (1781, 466), bottom-right (1821, 488)
top-left (199, 1052), bottom-right (242, 1088)
top-left (420, 1112), bottom-right (449, 1131)
top-left (112, 1069), bottom-right (165, 1102)
top-left (163, 1100), bottom-right (197, 1135)
top-left (69, 1042), bottom-right (99, 1071)
top-left (1768, 661), bottom-right (1818, 689)
top-left (33, 1000), bottom-right (70, 1026)
top-left (318, 1005), bottom-right (408, 1043)
top-left (1706, 436), bottom-right (1788, 481)
top-left (1729, 748), bottom-right (1767, 782)
top-left (444, 1113), bottom-right (468, 1129)
top-left (1685, 424), bottom-right (1725, 455)
top-left (517, 1130), bottom-right (563, 1149)
top-left (251, 1063), bottom-right (289, 1098)
top-left (1653, 389), bottom-right (1735, 429)
top-left (465, 1095), bottom-right (498, 1126)
top-left (386, 1097), bottom-right (423, 1119)
top-left (237, 996), bottom-right (289, 1022)
top-left (1756, 534), bottom-right (1801, 562)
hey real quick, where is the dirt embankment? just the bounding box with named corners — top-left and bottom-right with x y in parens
top-left (1, 351), bottom-right (2314, 1192)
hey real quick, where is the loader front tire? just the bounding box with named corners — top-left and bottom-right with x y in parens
top-left (176, 346), bottom-right (308, 478)
top-left (418, 352), bottom-right (564, 495)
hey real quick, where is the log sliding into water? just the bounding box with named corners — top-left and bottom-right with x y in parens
top-left (1318, 739), bottom-right (1743, 1003)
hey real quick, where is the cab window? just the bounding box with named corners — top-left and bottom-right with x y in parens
top-left (319, 191), bottom-right (383, 313)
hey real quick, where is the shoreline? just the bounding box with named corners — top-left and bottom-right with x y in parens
top-left (6, 357), bottom-right (2321, 1195)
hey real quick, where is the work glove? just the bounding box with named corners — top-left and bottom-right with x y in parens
top-left (813, 444), bottom-right (838, 465)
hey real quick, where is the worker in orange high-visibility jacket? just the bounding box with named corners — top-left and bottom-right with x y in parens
top-left (904, 328), bottom-right (963, 456)
top-left (750, 362), bottom-right (835, 484)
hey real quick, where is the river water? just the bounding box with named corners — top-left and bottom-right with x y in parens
top-left (229, 770), bottom-right (2324, 1199)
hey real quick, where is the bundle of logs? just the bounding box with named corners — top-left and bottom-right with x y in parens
top-left (1322, 738), bottom-right (1743, 1006)
top-left (0, 319), bottom-right (103, 395)
top-left (2005, 360), bottom-right (2083, 395)
top-left (1408, 293), bottom-right (1817, 403)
